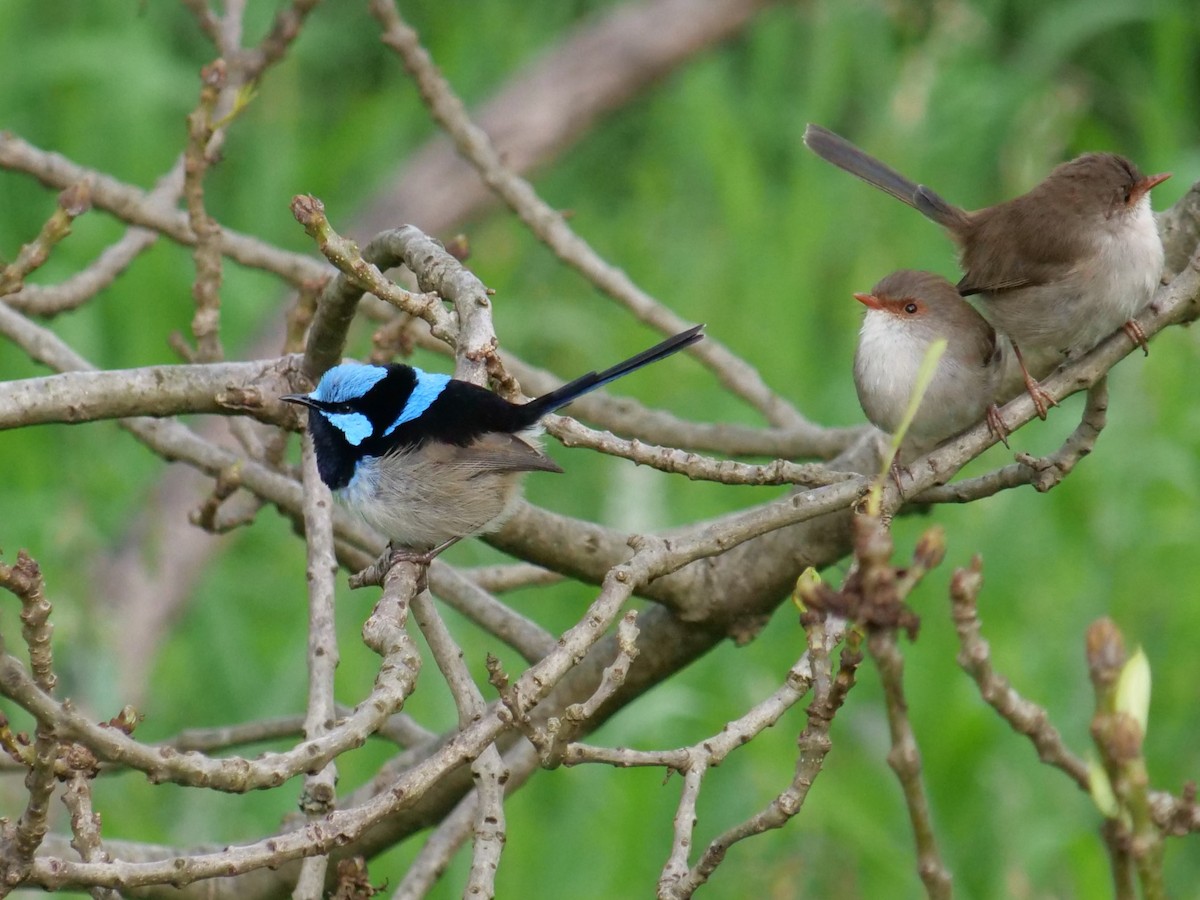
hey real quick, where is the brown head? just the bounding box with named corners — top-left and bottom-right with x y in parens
top-left (1022, 153), bottom-right (1170, 218)
top-left (854, 269), bottom-right (995, 359)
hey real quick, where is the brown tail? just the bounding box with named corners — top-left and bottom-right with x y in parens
top-left (803, 124), bottom-right (968, 231)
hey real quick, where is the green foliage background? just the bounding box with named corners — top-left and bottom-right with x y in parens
top-left (1, 0), bottom-right (1198, 896)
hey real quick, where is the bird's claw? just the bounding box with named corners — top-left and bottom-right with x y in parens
top-left (986, 404), bottom-right (1010, 448)
top-left (384, 536), bottom-right (461, 569)
top-left (1122, 319), bottom-right (1149, 357)
top-left (1021, 374), bottom-right (1056, 420)
top-left (889, 459), bottom-right (911, 494)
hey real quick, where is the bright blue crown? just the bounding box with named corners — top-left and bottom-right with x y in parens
top-left (312, 363), bottom-right (389, 403)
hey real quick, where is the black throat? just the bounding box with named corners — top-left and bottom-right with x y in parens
top-left (306, 409), bottom-right (361, 490)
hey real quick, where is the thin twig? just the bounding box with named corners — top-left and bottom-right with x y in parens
top-left (61, 772), bottom-right (118, 900)
top-left (291, 432), bottom-right (341, 899)
top-left (949, 559), bottom-right (1089, 788)
top-left (368, 0), bottom-right (811, 434)
top-left (549, 413), bottom-right (857, 486)
top-left (669, 622), bottom-right (861, 896)
top-left (0, 133), bottom-right (323, 286)
top-left (459, 563), bottom-right (563, 594)
top-left (0, 183), bottom-right (92, 297)
top-left (0, 551), bottom-right (59, 890)
top-left (5, 225), bottom-right (156, 316)
top-left (183, 59), bottom-right (229, 363)
top-left (239, 0), bottom-right (324, 81)
top-left (427, 563), bottom-right (556, 664)
top-left (916, 378), bottom-right (1108, 504)
top-left (410, 591), bottom-right (506, 896)
top-left (390, 741), bottom-right (540, 900)
top-left (868, 629), bottom-right (952, 899)
top-left (291, 205), bottom-right (456, 379)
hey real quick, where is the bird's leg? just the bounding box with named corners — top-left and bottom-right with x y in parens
top-left (1011, 343), bottom-right (1056, 420)
top-left (1122, 319), bottom-right (1149, 356)
top-left (888, 459), bottom-right (910, 494)
top-left (985, 404), bottom-right (1010, 448)
top-left (385, 536), bottom-right (463, 568)
top-left (350, 539), bottom-right (455, 589)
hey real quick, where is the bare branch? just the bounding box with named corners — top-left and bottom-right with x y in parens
top-left (238, 0), bottom-right (324, 81)
top-left (367, 0), bottom-right (810, 435)
top-left (291, 206), bottom-right (456, 379)
top-left (427, 564), bottom-right (556, 664)
top-left (0, 183), bottom-right (92, 297)
top-left (949, 559), bottom-right (1090, 788)
top-left (61, 773), bottom-right (118, 900)
top-left (0, 596), bottom-right (415, 794)
top-left (0, 358), bottom-right (297, 430)
top-left (291, 432), bottom-right (341, 898)
top-left (409, 591), bottom-right (506, 896)
top-left (390, 742), bottom-right (540, 900)
top-left (915, 377), bottom-right (1108, 504)
top-left (357, 0), bottom-right (775, 236)
top-left (0, 133), bottom-right (324, 286)
top-left (869, 629), bottom-right (952, 899)
top-left (671, 622), bottom-right (861, 896)
top-left (548, 413), bottom-right (858, 486)
top-left (183, 59), bottom-right (229, 363)
top-left (5, 225), bottom-right (156, 317)
top-left (458, 563), bottom-right (562, 594)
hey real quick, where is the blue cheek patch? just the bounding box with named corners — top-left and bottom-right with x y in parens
top-left (313, 364), bottom-right (388, 404)
top-left (384, 369), bottom-right (451, 435)
top-left (325, 411), bottom-right (373, 446)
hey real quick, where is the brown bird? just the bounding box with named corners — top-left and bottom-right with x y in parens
top-left (806, 124), bottom-right (1169, 417)
top-left (852, 270), bottom-right (1007, 452)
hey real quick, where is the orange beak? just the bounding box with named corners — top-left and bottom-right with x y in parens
top-left (853, 292), bottom-right (882, 310)
top-left (1129, 172), bottom-right (1171, 207)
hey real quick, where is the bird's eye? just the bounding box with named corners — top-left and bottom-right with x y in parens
top-left (904, 302), bottom-right (919, 314)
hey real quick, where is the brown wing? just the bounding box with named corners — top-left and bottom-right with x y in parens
top-left (956, 188), bottom-right (1094, 297)
top-left (440, 433), bottom-right (564, 477)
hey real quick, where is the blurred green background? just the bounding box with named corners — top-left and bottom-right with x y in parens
top-left (1, 0), bottom-right (1198, 897)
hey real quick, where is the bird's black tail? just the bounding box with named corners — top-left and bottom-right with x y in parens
top-left (803, 124), bottom-right (967, 230)
top-left (520, 324), bottom-right (704, 423)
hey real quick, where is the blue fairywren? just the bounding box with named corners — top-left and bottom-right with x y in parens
top-left (283, 325), bottom-right (704, 559)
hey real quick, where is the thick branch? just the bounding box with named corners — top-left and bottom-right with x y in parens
top-left (0, 359), bottom-right (297, 430)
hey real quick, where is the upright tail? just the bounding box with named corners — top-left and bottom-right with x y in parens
top-left (522, 324), bottom-right (704, 421)
top-left (802, 124), bottom-right (967, 230)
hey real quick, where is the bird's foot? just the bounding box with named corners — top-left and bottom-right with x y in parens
top-left (889, 459), bottom-right (911, 494)
top-left (1016, 361), bottom-right (1056, 420)
top-left (349, 538), bottom-right (462, 589)
top-left (986, 404), bottom-right (1010, 448)
top-left (1011, 341), bottom-right (1056, 420)
top-left (385, 537), bottom-right (461, 569)
top-left (1122, 319), bottom-right (1149, 357)
top-left (1025, 379), bottom-right (1057, 420)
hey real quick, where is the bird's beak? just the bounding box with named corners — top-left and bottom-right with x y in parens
top-left (280, 393), bottom-right (316, 409)
top-left (1129, 172), bottom-right (1171, 206)
top-left (853, 292), bottom-right (883, 310)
